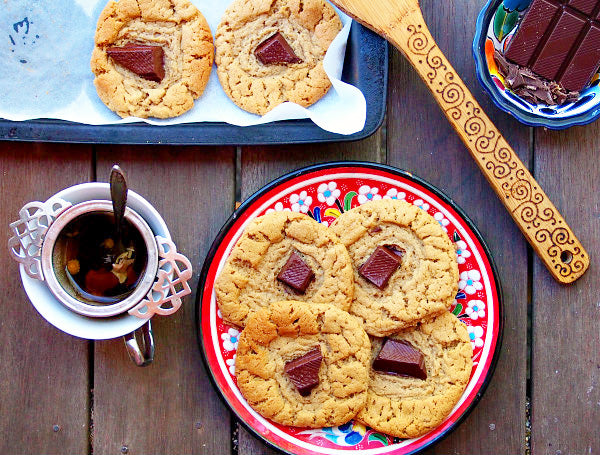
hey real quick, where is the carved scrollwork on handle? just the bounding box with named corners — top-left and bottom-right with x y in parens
top-left (401, 24), bottom-right (588, 282)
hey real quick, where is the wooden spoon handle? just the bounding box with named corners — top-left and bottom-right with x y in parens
top-left (386, 12), bottom-right (589, 283)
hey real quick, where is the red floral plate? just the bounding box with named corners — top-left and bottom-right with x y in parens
top-left (196, 162), bottom-right (503, 455)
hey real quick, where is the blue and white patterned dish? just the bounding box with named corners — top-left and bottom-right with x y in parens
top-left (473, 0), bottom-right (600, 129)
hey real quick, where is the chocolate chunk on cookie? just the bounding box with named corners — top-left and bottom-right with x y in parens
top-left (284, 347), bottom-right (322, 396)
top-left (373, 339), bottom-right (426, 379)
top-left (106, 44), bottom-right (165, 82)
top-left (277, 251), bottom-right (315, 294)
top-left (255, 32), bottom-right (302, 65)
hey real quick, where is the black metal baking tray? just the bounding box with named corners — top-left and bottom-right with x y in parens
top-left (0, 23), bottom-right (387, 145)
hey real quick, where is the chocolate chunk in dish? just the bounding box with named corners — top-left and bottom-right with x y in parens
top-left (255, 32), bottom-right (302, 65)
top-left (494, 51), bottom-right (580, 105)
top-left (499, 0), bottom-right (600, 103)
top-left (358, 246), bottom-right (402, 290)
top-left (106, 44), bottom-right (165, 82)
top-left (373, 339), bottom-right (427, 380)
top-left (284, 347), bottom-right (323, 396)
top-left (277, 251), bottom-right (315, 294)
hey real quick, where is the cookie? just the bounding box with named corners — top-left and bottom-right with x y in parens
top-left (236, 301), bottom-right (371, 428)
top-left (330, 199), bottom-right (459, 337)
top-left (356, 312), bottom-right (473, 438)
top-left (91, 0), bottom-right (214, 118)
top-left (215, 0), bottom-right (342, 115)
top-left (215, 211), bottom-right (353, 328)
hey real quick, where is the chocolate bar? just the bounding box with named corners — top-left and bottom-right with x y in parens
top-left (504, 0), bottom-right (600, 92)
top-left (284, 347), bottom-right (323, 396)
top-left (373, 339), bottom-right (427, 380)
top-left (277, 251), bottom-right (315, 293)
top-left (106, 44), bottom-right (165, 82)
top-left (255, 32), bottom-right (302, 65)
top-left (358, 246), bottom-right (402, 290)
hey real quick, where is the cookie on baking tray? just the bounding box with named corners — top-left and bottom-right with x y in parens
top-left (215, 211), bottom-right (353, 328)
top-left (330, 199), bottom-right (459, 337)
top-left (215, 0), bottom-right (342, 115)
top-left (91, 0), bottom-right (214, 119)
top-left (235, 300), bottom-right (371, 428)
top-left (356, 311), bottom-right (473, 438)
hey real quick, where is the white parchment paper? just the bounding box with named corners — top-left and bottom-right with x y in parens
top-left (0, 1), bottom-right (366, 135)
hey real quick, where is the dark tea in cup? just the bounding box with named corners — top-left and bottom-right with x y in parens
top-left (53, 211), bottom-right (148, 305)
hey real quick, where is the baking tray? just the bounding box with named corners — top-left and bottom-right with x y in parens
top-left (0, 23), bottom-right (388, 145)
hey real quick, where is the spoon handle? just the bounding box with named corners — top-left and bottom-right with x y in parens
top-left (110, 165), bottom-right (128, 238)
top-left (387, 10), bottom-right (588, 283)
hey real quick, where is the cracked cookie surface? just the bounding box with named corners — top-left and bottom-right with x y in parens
top-left (215, 211), bottom-right (353, 328)
top-left (356, 312), bottom-right (473, 438)
top-left (331, 199), bottom-right (459, 337)
top-left (91, 0), bottom-right (214, 118)
top-left (236, 300), bottom-right (371, 427)
top-left (215, 0), bottom-right (342, 115)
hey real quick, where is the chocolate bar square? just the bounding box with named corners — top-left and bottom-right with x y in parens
top-left (284, 347), bottom-right (323, 396)
top-left (373, 339), bottom-right (427, 380)
top-left (504, 0), bottom-right (600, 92)
top-left (277, 251), bottom-right (315, 294)
top-left (106, 44), bottom-right (165, 82)
top-left (358, 246), bottom-right (402, 290)
top-left (255, 32), bottom-right (302, 65)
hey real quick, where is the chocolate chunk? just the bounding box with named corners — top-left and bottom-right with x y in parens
top-left (373, 339), bottom-right (427, 380)
top-left (254, 32), bottom-right (302, 65)
top-left (385, 244), bottom-right (406, 258)
top-left (106, 44), bottom-right (165, 82)
top-left (277, 251), bottom-right (315, 293)
top-left (358, 246), bottom-right (402, 290)
top-left (504, 0), bottom-right (600, 93)
top-left (284, 347), bottom-right (322, 396)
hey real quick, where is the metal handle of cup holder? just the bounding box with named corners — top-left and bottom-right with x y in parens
top-left (123, 320), bottom-right (154, 367)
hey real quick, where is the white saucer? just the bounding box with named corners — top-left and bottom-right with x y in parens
top-left (19, 183), bottom-right (171, 340)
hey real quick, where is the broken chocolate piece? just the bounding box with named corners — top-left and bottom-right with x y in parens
top-left (358, 246), bottom-right (402, 290)
top-left (277, 251), bottom-right (315, 294)
top-left (385, 244), bottom-right (406, 258)
top-left (373, 339), bottom-right (427, 380)
top-left (106, 44), bottom-right (165, 82)
top-left (254, 32), bottom-right (302, 65)
top-left (494, 50), bottom-right (580, 105)
top-left (284, 347), bottom-right (323, 396)
top-left (504, 0), bottom-right (600, 92)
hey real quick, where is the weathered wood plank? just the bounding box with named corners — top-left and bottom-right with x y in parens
top-left (0, 142), bottom-right (92, 455)
top-left (92, 146), bottom-right (235, 455)
top-left (531, 126), bottom-right (600, 455)
top-left (388, 0), bottom-right (529, 453)
top-left (236, 135), bottom-right (385, 454)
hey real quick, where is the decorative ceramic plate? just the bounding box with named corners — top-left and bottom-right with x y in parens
top-left (473, 0), bottom-right (600, 129)
top-left (196, 162), bottom-right (503, 455)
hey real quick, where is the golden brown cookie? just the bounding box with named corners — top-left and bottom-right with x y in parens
top-left (236, 301), bottom-right (371, 428)
top-left (215, 211), bottom-right (353, 328)
top-left (356, 312), bottom-right (473, 438)
top-left (91, 0), bottom-right (214, 118)
top-left (215, 0), bottom-right (342, 115)
top-left (330, 199), bottom-right (459, 337)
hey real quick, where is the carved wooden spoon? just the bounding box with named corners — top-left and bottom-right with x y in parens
top-left (330, 0), bottom-right (589, 283)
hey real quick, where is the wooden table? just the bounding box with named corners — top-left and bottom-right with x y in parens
top-left (1, 0), bottom-right (598, 453)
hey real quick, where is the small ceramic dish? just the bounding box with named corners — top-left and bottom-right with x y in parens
top-left (196, 162), bottom-right (503, 455)
top-left (473, 0), bottom-right (600, 129)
